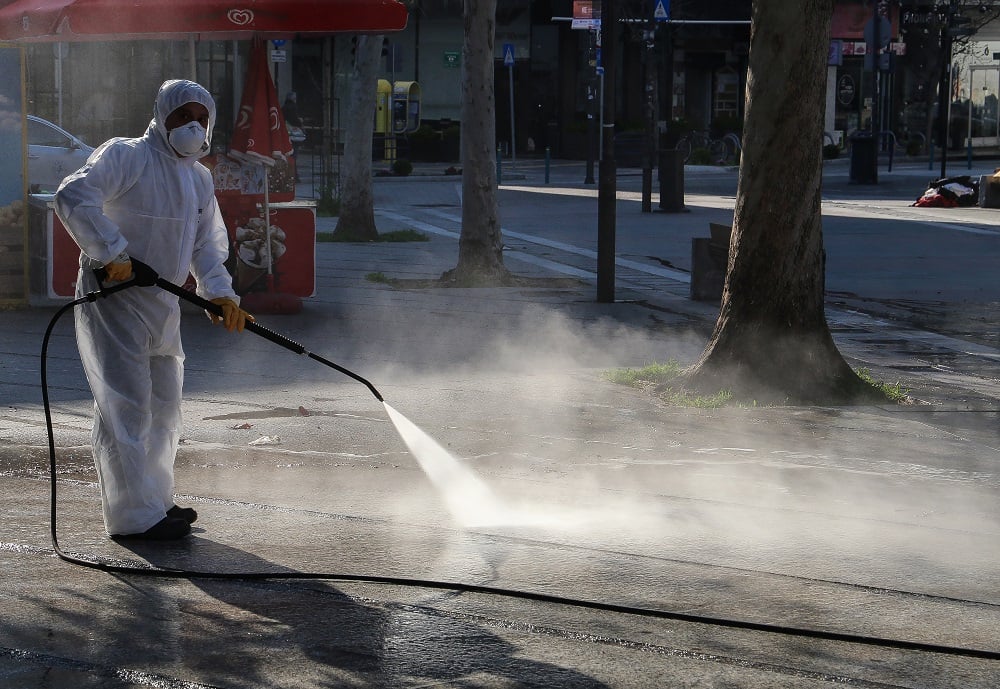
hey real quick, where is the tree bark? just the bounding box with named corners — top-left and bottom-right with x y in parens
top-left (333, 34), bottom-right (382, 242)
top-left (682, 0), bottom-right (878, 405)
top-left (442, 0), bottom-right (511, 286)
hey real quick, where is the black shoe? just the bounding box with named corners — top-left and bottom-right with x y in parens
top-left (115, 517), bottom-right (191, 540)
top-left (167, 504), bottom-right (198, 524)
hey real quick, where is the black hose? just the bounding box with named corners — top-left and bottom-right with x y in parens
top-left (38, 279), bottom-right (1000, 663)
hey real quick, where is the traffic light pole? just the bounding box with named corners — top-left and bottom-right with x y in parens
top-left (596, 0), bottom-right (617, 303)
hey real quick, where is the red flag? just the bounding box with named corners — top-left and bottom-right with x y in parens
top-left (230, 36), bottom-right (293, 167)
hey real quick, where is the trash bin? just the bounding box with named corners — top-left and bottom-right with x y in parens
top-left (849, 131), bottom-right (878, 185)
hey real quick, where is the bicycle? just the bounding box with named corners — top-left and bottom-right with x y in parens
top-left (893, 130), bottom-right (926, 156)
top-left (720, 132), bottom-right (742, 163)
top-left (676, 130), bottom-right (732, 164)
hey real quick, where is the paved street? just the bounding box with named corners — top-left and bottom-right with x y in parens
top-left (1, 156), bottom-right (999, 687)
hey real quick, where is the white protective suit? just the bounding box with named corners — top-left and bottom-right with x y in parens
top-left (55, 80), bottom-right (238, 536)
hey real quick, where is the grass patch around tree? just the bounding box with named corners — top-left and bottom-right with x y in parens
top-left (365, 272), bottom-right (392, 284)
top-left (604, 361), bottom-right (911, 407)
top-left (855, 368), bottom-right (910, 403)
top-left (603, 360), bottom-right (733, 408)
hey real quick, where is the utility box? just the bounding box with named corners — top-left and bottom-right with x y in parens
top-left (979, 174), bottom-right (1000, 208)
top-left (375, 79), bottom-right (392, 135)
top-left (392, 81), bottom-right (421, 134)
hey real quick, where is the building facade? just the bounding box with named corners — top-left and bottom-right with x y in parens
top-left (20, 1), bottom-right (1000, 167)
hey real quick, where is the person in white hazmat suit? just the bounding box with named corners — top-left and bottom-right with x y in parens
top-left (55, 79), bottom-right (253, 540)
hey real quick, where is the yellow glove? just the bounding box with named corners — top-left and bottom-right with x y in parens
top-left (209, 297), bottom-right (254, 333)
top-left (103, 258), bottom-right (132, 282)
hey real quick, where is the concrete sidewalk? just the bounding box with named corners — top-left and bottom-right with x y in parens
top-left (1, 169), bottom-right (999, 687)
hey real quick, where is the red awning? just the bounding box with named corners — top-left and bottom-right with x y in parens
top-left (0, 0), bottom-right (408, 42)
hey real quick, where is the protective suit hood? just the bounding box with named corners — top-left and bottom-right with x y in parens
top-left (149, 79), bottom-right (217, 160)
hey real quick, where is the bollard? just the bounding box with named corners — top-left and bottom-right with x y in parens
top-left (657, 148), bottom-right (686, 212)
top-left (545, 147), bottom-right (551, 184)
top-left (496, 146), bottom-right (502, 186)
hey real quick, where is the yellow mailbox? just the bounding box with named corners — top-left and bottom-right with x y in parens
top-left (392, 81), bottom-right (421, 134)
top-left (375, 79), bottom-right (392, 135)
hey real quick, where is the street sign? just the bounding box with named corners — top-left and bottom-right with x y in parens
top-left (503, 43), bottom-right (515, 67)
top-left (572, 0), bottom-right (600, 29)
top-left (653, 0), bottom-right (669, 22)
top-left (270, 49), bottom-right (286, 63)
top-left (272, 39), bottom-right (286, 47)
top-left (443, 50), bottom-right (460, 68)
top-left (503, 43), bottom-right (516, 167)
top-left (863, 14), bottom-right (891, 72)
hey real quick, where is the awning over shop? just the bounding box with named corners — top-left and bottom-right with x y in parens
top-left (0, 0), bottom-right (408, 42)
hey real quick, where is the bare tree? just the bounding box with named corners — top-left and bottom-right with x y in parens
top-left (333, 34), bottom-right (383, 242)
top-left (441, 0), bottom-right (511, 286)
top-left (682, 0), bottom-right (881, 404)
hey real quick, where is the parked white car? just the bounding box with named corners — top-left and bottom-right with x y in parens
top-left (27, 115), bottom-right (94, 192)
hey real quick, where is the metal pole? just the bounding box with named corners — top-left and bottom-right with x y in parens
top-left (322, 37), bottom-right (333, 198)
top-left (872, 2), bottom-right (880, 140)
top-left (967, 82), bottom-right (973, 169)
top-left (940, 31), bottom-right (953, 180)
top-left (189, 36), bottom-right (197, 81)
top-left (584, 27), bottom-right (597, 185)
top-left (599, 68), bottom-right (605, 161)
top-left (641, 23), bottom-right (656, 213)
top-left (508, 62), bottom-right (516, 168)
top-left (596, 0), bottom-right (617, 304)
top-left (585, 80), bottom-right (595, 184)
top-left (54, 44), bottom-right (63, 128)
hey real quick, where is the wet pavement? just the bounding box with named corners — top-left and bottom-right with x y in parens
top-left (1, 157), bottom-right (999, 687)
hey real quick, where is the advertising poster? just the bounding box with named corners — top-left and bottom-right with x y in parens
top-left (0, 44), bottom-right (26, 305)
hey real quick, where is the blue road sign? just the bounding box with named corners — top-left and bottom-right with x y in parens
top-left (503, 43), bottom-right (515, 67)
top-left (654, 0), bottom-right (669, 22)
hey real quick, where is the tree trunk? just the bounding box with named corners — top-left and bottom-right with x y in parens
top-left (682, 0), bottom-right (878, 405)
top-left (442, 0), bottom-right (510, 286)
top-left (333, 34), bottom-right (382, 242)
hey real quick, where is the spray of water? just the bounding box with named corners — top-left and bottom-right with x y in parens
top-left (382, 401), bottom-right (514, 527)
top-left (382, 401), bottom-right (588, 529)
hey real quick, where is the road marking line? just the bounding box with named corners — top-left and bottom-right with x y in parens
top-left (406, 208), bottom-right (693, 283)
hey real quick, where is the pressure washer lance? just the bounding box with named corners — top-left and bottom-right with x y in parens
top-left (91, 258), bottom-right (383, 402)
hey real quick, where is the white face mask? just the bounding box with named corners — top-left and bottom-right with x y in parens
top-left (168, 121), bottom-right (208, 157)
